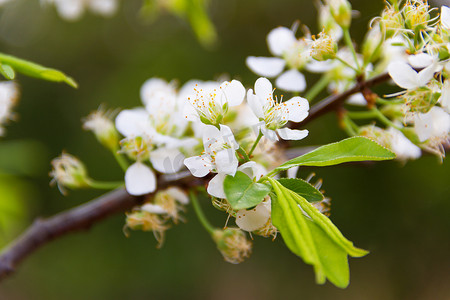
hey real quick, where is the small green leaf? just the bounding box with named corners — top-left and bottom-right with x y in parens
top-left (278, 178), bottom-right (324, 202)
top-left (224, 171), bottom-right (271, 210)
top-left (0, 63), bottom-right (15, 80)
top-left (0, 52), bottom-right (77, 88)
top-left (276, 137), bottom-right (395, 171)
top-left (306, 219), bottom-right (350, 288)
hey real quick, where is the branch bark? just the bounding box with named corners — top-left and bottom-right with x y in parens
top-left (0, 72), bottom-right (391, 281)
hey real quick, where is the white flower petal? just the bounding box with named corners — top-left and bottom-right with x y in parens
top-left (247, 89), bottom-right (265, 119)
top-left (236, 201), bottom-right (271, 232)
top-left (246, 56), bottom-right (285, 77)
top-left (387, 127), bottom-right (421, 160)
top-left (261, 125), bottom-right (279, 142)
top-left (254, 77), bottom-right (274, 101)
top-left (277, 128), bottom-right (309, 141)
top-left (149, 148), bottom-right (184, 174)
top-left (417, 63), bottom-right (437, 87)
top-left (283, 96), bottom-right (309, 122)
top-left (439, 79), bottom-right (450, 113)
top-left (441, 6), bottom-right (450, 30)
top-left (414, 107), bottom-right (450, 142)
top-left (220, 80), bottom-right (245, 107)
top-left (141, 203), bottom-right (167, 214)
top-left (166, 187), bottom-right (189, 204)
top-left (55, 0), bottom-right (84, 21)
top-left (202, 125), bottom-right (221, 148)
top-left (89, 0), bottom-right (118, 16)
top-left (346, 93), bottom-right (367, 106)
top-left (275, 70), bottom-right (306, 92)
top-left (215, 149), bottom-right (238, 175)
top-left (207, 173), bottom-right (227, 198)
top-left (287, 166), bottom-right (299, 178)
top-left (387, 62), bottom-right (420, 90)
top-left (125, 162), bottom-right (156, 196)
top-left (115, 108), bottom-right (152, 137)
top-left (306, 59), bottom-right (337, 73)
top-left (238, 161), bottom-right (267, 180)
top-left (184, 154), bottom-right (213, 177)
top-left (219, 124), bottom-right (239, 149)
top-left (407, 53), bottom-right (434, 68)
top-left (267, 27), bottom-right (297, 56)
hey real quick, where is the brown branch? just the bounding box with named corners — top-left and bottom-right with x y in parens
top-left (293, 72), bottom-right (391, 128)
top-left (0, 72), bottom-right (392, 282)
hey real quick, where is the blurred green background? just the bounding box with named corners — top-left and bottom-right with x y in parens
top-left (0, 0), bottom-right (449, 299)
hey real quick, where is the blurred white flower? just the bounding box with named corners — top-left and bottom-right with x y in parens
top-left (246, 27), bottom-right (310, 92)
top-left (42, 0), bottom-right (118, 21)
top-left (0, 81), bottom-right (18, 136)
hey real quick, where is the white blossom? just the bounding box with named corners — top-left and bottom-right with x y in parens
top-left (247, 77), bottom-right (309, 142)
top-left (0, 81), bottom-right (18, 136)
top-left (184, 124), bottom-right (239, 178)
top-left (246, 27), bottom-right (309, 92)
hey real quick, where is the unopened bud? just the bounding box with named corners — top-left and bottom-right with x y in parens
top-left (83, 108), bottom-right (119, 151)
top-left (326, 0), bottom-right (352, 28)
top-left (362, 26), bottom-right (383, 62)
top-left (212, 228), bottom-right (252, 264)
top-left (50, 153), bottom-right (90, 193)
top-left (311, 31), bottom-right (337, 61)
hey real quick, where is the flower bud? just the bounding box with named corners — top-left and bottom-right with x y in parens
top-left (212, 228), bottom-right (252, 264)
top-left (83, 108), bottom-right (119, 151)
top-left (311, 31), bottom-right (337, 61)
top-left (326, 0), bottom-right (352, 28)
top-left (362, 26), bottom-right (382, 63)
top-left (50, 153), bottom-right (90, 193)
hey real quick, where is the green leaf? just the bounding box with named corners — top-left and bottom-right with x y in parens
top-left (224, 171), bottom-right (271, 210)
top-left (278, 178), bottom-right (324, 202)
top-left (285, 188), bottom-right (368, 258)
top-left (268, 178), bottom-right (367, 288)
top-left (276, 137), bottom-right (395, 171)
top-left (305, 219), bottom-right (350, 288)
top-left (0, 63), bottom-right (15, 80)
top-left (0, 52), bottom-right (77, 88)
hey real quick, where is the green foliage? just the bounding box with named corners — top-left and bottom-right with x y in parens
top-left (0, 53), bottom-right (77, 88)
top-left (278, 178), bottom-right (324, 202)
top-left (224, 171), bottom-right (271, 210)
top-left (0, 174), bottom-right (31, 247)
top-left (268, 178), bottom-right (368, 288)
top-left (276, 137), bottom-right (396, 171)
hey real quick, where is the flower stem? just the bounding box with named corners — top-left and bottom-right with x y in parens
top-left (343, 28), bottom-right (362, 74)
top-left (189, 190), bottom-right (215, 234)
top-left (113, 150), bottom-right (129, 172)
top-left (341, 114), bottom-right (359, 136)
top-left (248, 131), bottom-right (263, 157)
top-left (87, 179), bottom-right (124, 190)
top-left (335, 56), bottom-right (360, 73)
top-left (237, 146), bottom-right (250, 162)
top-left (304, 75), bottom-right (330, 102)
